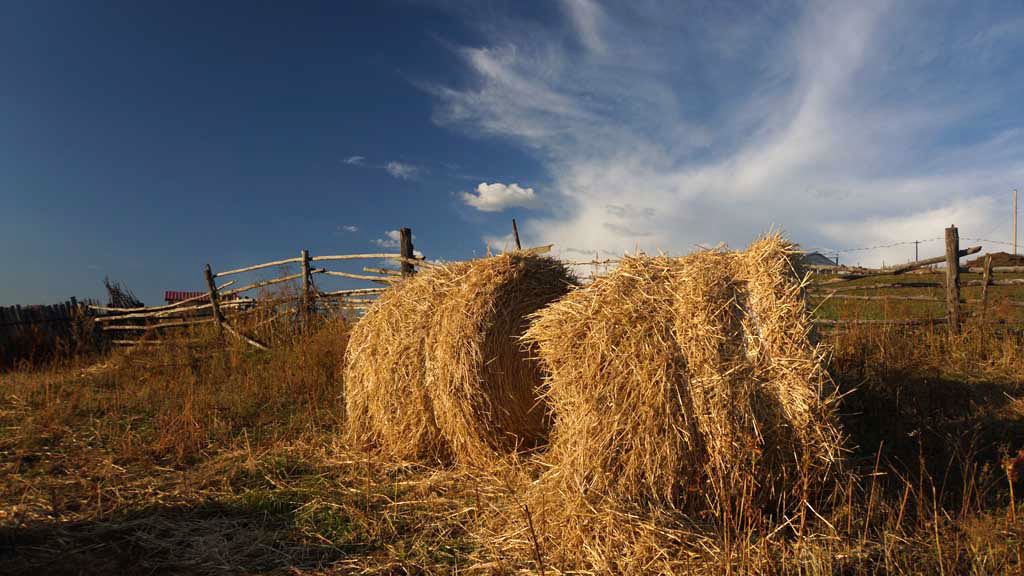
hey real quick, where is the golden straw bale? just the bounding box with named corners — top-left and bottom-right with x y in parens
top-left (525, 255), bottom-right (695, 502)
top-left (343, 265), bottom-right (454, 462)
top-left (344, 254), bottom-right (575, 464)
top-left (524, 235), bottom-right (842, 508)
top-left (426, 254), bottom-right (575, 465)
top-left (730, 233), bottom-right (843, 501)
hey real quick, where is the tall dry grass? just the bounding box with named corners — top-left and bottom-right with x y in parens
top-left (2, 303), bottom-right (1023, 574)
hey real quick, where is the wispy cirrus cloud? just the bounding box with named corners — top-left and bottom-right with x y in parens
top-left (427, 0), bottom-right (1024, 265)
top-left (342, 156), bottom-right (423, 180)
top-left (384, 161), bottom-right (420, 180)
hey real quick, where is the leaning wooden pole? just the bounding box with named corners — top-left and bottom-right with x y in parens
top-left (512, 218), bottom-right (522, 250)
top-left (399, 227), bottom-right (415, 277)
top-left (203, 264), bottom-right (225, 334)
top-left (205, 263), bottom-right (269, 350)
top-left (945, 225), bottom-right (961, 334)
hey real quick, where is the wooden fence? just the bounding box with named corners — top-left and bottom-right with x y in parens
top-left (90, 228), bottom-right (426, 349)
top-left (805, 225), bottom-right (1024, 333)
top-left (0, 298), bottom-right (98, 369)
top-left (11, 223), bottom-right (1011, 361)
top-left (565, 225), bottom-right (1023, 334)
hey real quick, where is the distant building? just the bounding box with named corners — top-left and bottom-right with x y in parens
top-left (800, 252), bottom-right (838, 266)
top-left (164, 291), bottom-right (209, 305)
top-left (164, 290), bottom-right (244, 306)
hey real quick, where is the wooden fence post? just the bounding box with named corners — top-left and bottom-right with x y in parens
top-left (400, 227), bottom-right (415, 277)
top-left (301, 248), bottom-right (312, 321)
top-left (980, 254), bottom-right (993, 320)
top-left (512, 218), bottom-right (522, 250)
top-left (203, 264), bottom-right (225, 333)
top-left (945, 225), bottom-right (960, 334)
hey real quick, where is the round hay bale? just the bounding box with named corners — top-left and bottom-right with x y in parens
top-left (731, 234), bottom-right (844, 501)
top-left (524, 235), bottom-right (842, 508)
top-left (426, 254), bottom-right (575, 465)
top-left (344, 254), bottom-right (575, 464)
top-left (343, 265), bottom-right (452, 462)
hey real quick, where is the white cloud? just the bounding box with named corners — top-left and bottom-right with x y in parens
top-left (343, 155), bottom-right (365, 165)
top-left (385, 161), bottom-right (420, 180)
top-left (372, 229), bottom-right (418, 249)
top-left (428, 1), bottom-right (1024, 266)
top-left (462, 182), bottom-right (540, 212)
top-left (342, 225), bottom-right (358, 233)
top-left (372, 229), bottom-right (402, 248)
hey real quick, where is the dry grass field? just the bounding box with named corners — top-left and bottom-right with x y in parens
top-left (2, 295), bottom-right (1024, 573)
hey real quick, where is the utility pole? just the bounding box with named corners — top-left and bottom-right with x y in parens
top-left (914, 240), bottom-right (919, 262)
top-left (1016, 189), bottom-right (1019, 256)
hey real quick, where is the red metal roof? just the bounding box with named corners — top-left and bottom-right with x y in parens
top-left (164, 291), bottom-right (240, 304)
top-left (164, 291), bottom-right (207, 304)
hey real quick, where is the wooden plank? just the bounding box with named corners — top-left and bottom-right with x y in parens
top-left (807, 294), bottom-right (944, 303)
top-left (221, 319), bottom-right (269, 351)
top-left (967, 265), bottom-right (1024, 274)
top-left (962, 278), bottom-right (1024, 286)
top-left (389, 256), bottom-right (439, 268)
top-left (808, 246), bottom-right (981, 276)
top-left (92, 299), bottom-right (248, 322)
top-left (809, 282), bottom-right (942, 293)
top-left (813, 318), bottom-right (947, 326)
top-left (219, 270), bottom-right (322, 297)
top-left (102, 318), bottom-right (216, 331)
top-left (319, 288), bottom-right (388, 296)
top-left (362, 267), bottom-right (402, 276)
top-left (321, 270), bottom-right (398, 282)
top-left (887, 245), bottom-right (979, 275)
top-left (213, 257), bottom-right (304, 278)
top-left (310, 253), bottom-right (410, 261)
top-left (521, 244), bottom-right (553, 256)
top-left (805, 264), bottom-right (877, 274)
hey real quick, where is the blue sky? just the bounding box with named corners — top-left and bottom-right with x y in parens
top-left (3, 0), bottom-right (1024, 305)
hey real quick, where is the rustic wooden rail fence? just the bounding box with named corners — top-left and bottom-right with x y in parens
top-left (804, 225), bottom-right (1024, 333)
top-left (564, 225), bottom-right (1021, 334)
top-left (15, 223), bottom-right (1010, 358)
top-left (91, 228), bottom-right (425, 350)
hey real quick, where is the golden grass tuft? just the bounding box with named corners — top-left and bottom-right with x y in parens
top-left (344, 253), bottom-right (575, 465)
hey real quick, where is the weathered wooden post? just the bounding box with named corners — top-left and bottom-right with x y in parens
top-left (203, 264), bottom-right (225, 334)
top-left (400, 227), bottom-right (415, 277)
top-left (300, 248), bottom-right (312, 322)
top-left (944, 225), bottom-right (960, 334)
top-left (512, 218), bottom-right (522, 251)
top-left (980, 254), bottom-right (993, 321)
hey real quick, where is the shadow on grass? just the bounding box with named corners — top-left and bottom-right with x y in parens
top-left (0, 500), bottom-right (349, 575)
top-left (837, 370), bottom-right (1023, 507)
